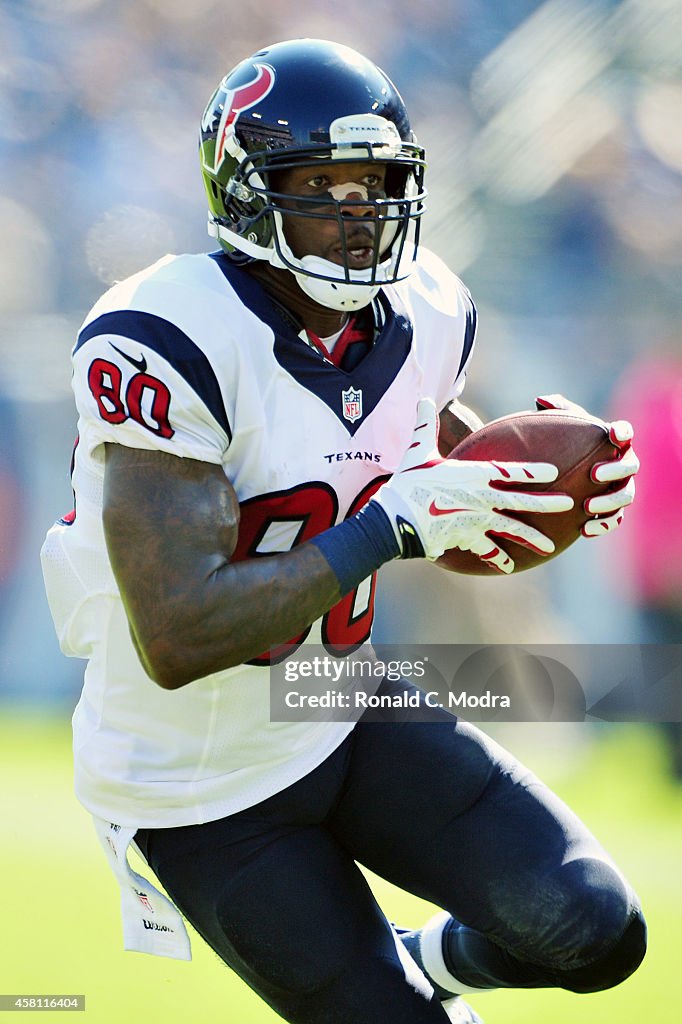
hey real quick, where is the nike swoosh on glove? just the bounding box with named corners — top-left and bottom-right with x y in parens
top-left (536, 395), bottom-right (639, 537)
top-left (370, 399), bottom-right (573, 574)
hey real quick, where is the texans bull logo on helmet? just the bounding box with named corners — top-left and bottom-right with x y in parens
top-left (204, 63), bottom-right (276, 173)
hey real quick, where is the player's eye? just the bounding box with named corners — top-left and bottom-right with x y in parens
top-left (306, 175), bottom-right (328, 189)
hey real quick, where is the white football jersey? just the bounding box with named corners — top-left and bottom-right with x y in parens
top-left (41, 247), bottom-right (477, 828)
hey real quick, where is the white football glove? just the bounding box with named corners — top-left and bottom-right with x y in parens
top-left (370, 399), bottom-right (573, 574)
top-left (535, 395), bottom-right (639, 537)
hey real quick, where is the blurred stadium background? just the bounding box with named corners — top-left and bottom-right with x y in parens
top-left (0, 0), bottom-right (680, 1020)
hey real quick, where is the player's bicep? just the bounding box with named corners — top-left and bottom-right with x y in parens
top-left (102, 444), bottom-right (239, 654)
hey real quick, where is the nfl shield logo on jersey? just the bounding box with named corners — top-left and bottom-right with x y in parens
top-left (342, 386), bottom-right (363, 423)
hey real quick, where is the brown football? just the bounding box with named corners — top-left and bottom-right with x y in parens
top-left (437, 409), bottom-right (619, 575)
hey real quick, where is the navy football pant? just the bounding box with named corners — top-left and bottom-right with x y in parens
top-left (135, 683), bottom-right (645, 1023)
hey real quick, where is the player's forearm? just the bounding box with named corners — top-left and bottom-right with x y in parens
top-left (126, 504), bottom-right (401, 688)
top-left (128, 542), bottom-right (344, 689)
top-left (101, 444), bottom-right (346, 687)
top-left (102, 444), bottom-right (400, 688)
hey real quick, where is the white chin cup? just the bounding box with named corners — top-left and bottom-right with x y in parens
top-left (291, 256), bottom-right (383, 311)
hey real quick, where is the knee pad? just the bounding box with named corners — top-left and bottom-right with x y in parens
top-left (558, 910), bottom-right (647, 993)
top-left (512, 855), bottom-right (645, 990)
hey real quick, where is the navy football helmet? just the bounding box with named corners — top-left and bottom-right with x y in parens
top-left (199, 38), bottom-right (427, 311)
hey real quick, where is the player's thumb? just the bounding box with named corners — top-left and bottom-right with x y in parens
top-left (398, 398), bottom-right (441, 471)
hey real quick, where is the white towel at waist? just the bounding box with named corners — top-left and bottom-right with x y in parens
top-left (92, 816), bottom-right (191, 961)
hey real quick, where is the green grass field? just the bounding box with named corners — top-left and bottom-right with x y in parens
top-left (1, 713), bottom-right (679, 1022)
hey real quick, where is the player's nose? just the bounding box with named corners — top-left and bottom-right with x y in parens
top-left (340, 192), bottom-right (375, 217)
top-left (329, 181), bottom-right (375, 217)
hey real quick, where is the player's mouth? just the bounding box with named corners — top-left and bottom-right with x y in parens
top-left (330, 237), bottom-right (376, 269)
top-left (346, 246), bottom-right (375, 268)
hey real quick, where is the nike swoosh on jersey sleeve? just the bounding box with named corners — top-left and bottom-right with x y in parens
top-left (109, 342), bottom-right (148, 373)
top-left (76, 310), bottom-right (231, 441)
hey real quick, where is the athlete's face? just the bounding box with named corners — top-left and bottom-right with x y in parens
top-left (271, 161), bottom-right (388, 271)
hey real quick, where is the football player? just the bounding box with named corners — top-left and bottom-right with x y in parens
top-left (41, 39), bottom-right (644, 1024)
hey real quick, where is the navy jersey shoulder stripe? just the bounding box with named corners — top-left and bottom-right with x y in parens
top-left (456, 290), bottom-right (477, 379)
top-left (75, 310), bottom-right (231, 441)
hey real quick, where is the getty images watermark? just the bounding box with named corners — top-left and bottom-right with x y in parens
top-left (269, 644), bottom-right (682, 723)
